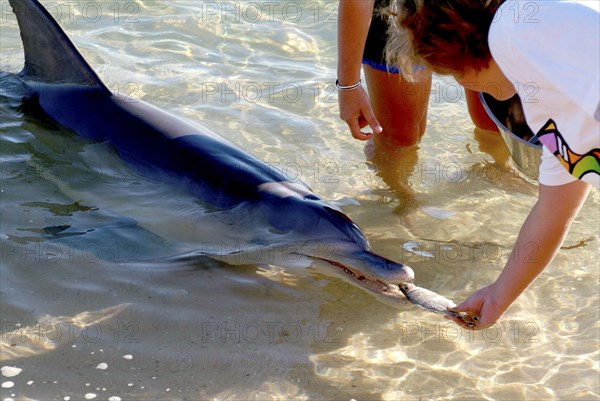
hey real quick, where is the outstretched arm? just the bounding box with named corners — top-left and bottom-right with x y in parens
top-left (450, 179), bottom-right (591, 329)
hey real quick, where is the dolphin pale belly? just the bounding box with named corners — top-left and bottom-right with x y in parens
top-left (6, 0), bottom-right (415, 306)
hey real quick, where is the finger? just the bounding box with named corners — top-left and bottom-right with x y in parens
top-left (347, 118), bottom-right (373, 141)
top-left (449, 301), bottom-right (470, 312)
top-left (357, 116), bottom-right (368, 129)
top-left (361, 108), bottom-right (383, 134)
top-left (454, 314), bottom-right (495, 331)
top-left (445, 316), bottom-right (474, 330)
top-left (445, 310), bottom-right (481, 330)
top-left (456, 318), bottom-right (485, 331)
top-left (451, 296), bottom-right (481, 313)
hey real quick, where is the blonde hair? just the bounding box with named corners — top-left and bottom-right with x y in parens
top-left (385, 0), bottom-right (504, 80)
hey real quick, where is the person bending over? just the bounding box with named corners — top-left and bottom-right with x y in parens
top-left (385, 0), bottom-right (599, 329)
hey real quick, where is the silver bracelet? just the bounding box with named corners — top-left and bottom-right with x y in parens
top-left (335, 79), bottom-right (362, 91)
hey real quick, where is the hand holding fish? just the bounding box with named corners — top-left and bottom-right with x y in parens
top-left (446, 283), bottom-right (509, 330)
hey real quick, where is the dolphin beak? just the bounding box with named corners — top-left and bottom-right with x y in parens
top-left (310, 249), bottom-right (414, 286)
top-left (307, 249), bottom-right (415, 305)
top-left (345, 250), bottom-right (414, 283)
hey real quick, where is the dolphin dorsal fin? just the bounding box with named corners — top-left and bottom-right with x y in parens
top-left (9, 0), bottom-right (109, 90)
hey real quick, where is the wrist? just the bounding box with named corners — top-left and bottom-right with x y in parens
top-left (487, 281), bottom-right (518, 312)
top-left (336, 71), bottom-right (361, 85)
top-left (335, 78), bottom-right (362, 91)
top-left (336, 67), bottom-right (361, 85)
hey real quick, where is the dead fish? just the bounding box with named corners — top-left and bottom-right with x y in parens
top-left (399, 283), bottom-right (480, 327)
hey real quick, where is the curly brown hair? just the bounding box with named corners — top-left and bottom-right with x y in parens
top-left (385, 0), bottom-right (505, 79)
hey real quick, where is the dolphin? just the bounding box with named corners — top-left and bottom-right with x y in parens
top-left (6, 0), bottom-right (415, 306)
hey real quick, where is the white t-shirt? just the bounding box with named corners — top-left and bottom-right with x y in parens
top-left (489, 0), bottom-right (600, 188)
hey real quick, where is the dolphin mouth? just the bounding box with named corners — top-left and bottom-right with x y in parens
top-left (311, 256), bottom-right (408, 296)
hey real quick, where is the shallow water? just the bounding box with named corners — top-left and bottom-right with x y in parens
top-left (1, 1), bottom-right (599, 400)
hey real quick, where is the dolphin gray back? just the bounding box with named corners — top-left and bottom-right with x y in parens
top-left (9, 0), bottom-right (108, 90)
